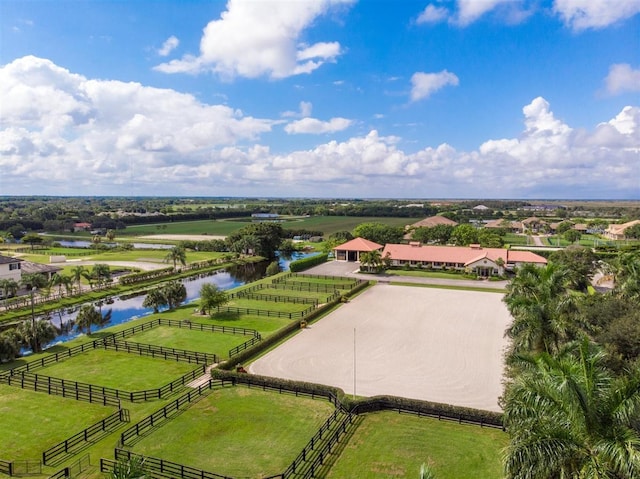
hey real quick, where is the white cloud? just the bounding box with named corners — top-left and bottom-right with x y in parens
top-left (553, 0), bottom-right (640, 31)
top-left (410, 70), bottom-right (459, 101)
top-left (1, 56), bottom-right (638, 198)
top-left (158, 36), bottom-right (179, 56)
top-left (416, 4), bottom-right (449, 24)
top-left (282, 101), bottom-right (313, 118)
top-left (604, 64), bottom-right (640, 95)
top-left (455, 0), bottom-right (514, 26)
top-left (285, 117), bottom-right (353, 134)
top-left (154, 0), bottom-right (353, 79)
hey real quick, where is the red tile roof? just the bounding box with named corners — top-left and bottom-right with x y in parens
top-left (333, 237), bottom-right (383, 252)
top-left (410, 216), bottom-right (458, 228)
top-left (381, 244), bottom-right (546, 265)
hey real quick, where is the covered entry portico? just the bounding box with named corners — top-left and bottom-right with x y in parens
top-left (333, 237), bottom-right (383, 262)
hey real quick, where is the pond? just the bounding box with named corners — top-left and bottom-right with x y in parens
top-left (31, 251), bottom-right (318, 352)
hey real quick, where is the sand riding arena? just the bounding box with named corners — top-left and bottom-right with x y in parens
top-left (249, 284), bottom-right (512, 412)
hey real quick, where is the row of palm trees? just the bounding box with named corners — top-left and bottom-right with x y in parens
top-left (501, 252), bottom-right (640, 478)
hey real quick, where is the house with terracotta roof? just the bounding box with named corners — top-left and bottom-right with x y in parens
top-left (73, 222), bottom-right (92, 232)
top-left (484, 219), bottom-right (523, 234)
top-left (381, 243), bottom-right (547, 277)
top-left (605, 219), bottom-right (640, 240)
top-left (333, 238), bottom-right (383, 262)
top-left (409, 215), bottom-right (458, 229)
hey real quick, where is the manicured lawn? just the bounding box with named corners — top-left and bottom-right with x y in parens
top-left (384, 269), bottom-right (476, 280)
top-left (121, 219), bottom-right (250, 237)
top-left (0, 384), bottom-right (115, 460)
top-left (251, 287), bottom-right (335, 301)
top-left (502, 233), bottom-right (529, 246)
top-left (132, 386), bottom-right (335, 478)
top-left (129, 325), bottom-right (250, 359)
top-left (228, 297), bottom-right (312, 313)
top-left (326, 411), bottom-right (507, 479)
top-left (37, 349), bottom-right (198, 391)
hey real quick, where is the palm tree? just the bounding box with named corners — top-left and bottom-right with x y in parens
top-left (0, 329), bottom-right (21, 362)
top-left (164, 246), bottom-right (187, 270)
top-left (0, 278), bottom-right (19, 298)
top-left (613, 252), bottom-right (640, 301)
top-left (504, 263), bottom-right (579, 354)
top-left (161, 281), bottom-right (187, 310)
top-left (142, 288), bottom-right (166, 313)
top-left (359, 250), bottom-right (383, 273)
top-left (91, 263), bottom-right (112, 288)
top-left (503, 339), bottom-right (640, 479)
top-left (17, 318), bottom-right (56, 353)
top-left (71, 265), bottom-right (86, 293)
top-left (74, 304), bottom-right (111, 335)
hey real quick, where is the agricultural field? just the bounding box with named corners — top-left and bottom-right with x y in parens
top-left (117, 216), bottom-right (413, 238)
top-left (132, 386), bottom-right (336, 478)
top-left (325, 411), bottom-right (507, 479)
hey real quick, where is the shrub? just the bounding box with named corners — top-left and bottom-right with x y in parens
top-left (289, 253), bottom-right (328, 272)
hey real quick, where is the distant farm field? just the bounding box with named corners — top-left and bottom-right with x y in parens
top-left (121, 216), bottom-right (414, 238)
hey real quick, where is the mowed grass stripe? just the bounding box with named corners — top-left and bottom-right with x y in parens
top-left (326, 411), bottom-right (507, 479)
top-left (128, 326), bottom-right (248, 359)
top-left (132, 386), bottom-right (336, 478)
top-left (0, 384), bottom-right (115, 460)
top-left (37, 349), bottom-right (198, 391)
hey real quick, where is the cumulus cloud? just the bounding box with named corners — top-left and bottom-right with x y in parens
top-left (410, 70), bottom-right (459, 101)
top-left (0, 56), bottom-right (274, 193)
top-left (158, 36), bottom-right (179, 56)
top-left (553, 0), bottom-right (640, 31)
top-left (284, 117), bottom-right (353, 134)
top-left (154, 0), bottom-right (353, 79)
top-left (416, 4), bottom-right (449, 24)
top-left (1, 56), bottom-right (638, 198)
top-left (456, 0), bottom-right (515, 25)
top-left (604, 64), bottom-right (640, 95)
top-left (282, 101), bottom-right (313, 118)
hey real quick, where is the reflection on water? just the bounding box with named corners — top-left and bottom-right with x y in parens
top-left (27, 251), bottom-right (318, 352)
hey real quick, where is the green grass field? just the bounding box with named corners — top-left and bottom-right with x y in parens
top-left (325, 411), bottom-right (507, 479)
top-left (0, 384), bottom-right (116, 460)
top-left (117, 216), bottom-right (413, 238)
top-left (37, 349), bottom-right (198, 391)
top-left (132, 386), bottom-right (336, 478)
top-left (128, 325), bottom-right (250, 359)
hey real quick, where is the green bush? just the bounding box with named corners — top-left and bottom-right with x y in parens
top-left (289, 253), bottom-right (328, 272)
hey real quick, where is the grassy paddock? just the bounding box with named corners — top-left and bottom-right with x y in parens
top-left (0, 384), bottom-right (115, 460)
top-left (128, 325), bottom-right (249, 359)
top-left (132, 386), bottom-right (335, 478)
top-left (37, 349), bottom-right (198, 391)
top-left (325, 411), bottom-right (507, 479)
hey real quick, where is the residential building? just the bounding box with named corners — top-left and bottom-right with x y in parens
top-left (0, 254), bottom-right (23, 283)
top-left (381, 243), bottom-right (547, 276)
top-left (605, 219), bottom-right (640, 240)
top-left (333, 237), bottom-right (383, 262)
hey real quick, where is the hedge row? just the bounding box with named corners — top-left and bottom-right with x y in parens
top-left (289, 253), bottom-right (329, 272)
top-left (119, 267), bottom-right (175, 286)
top-left (211, 371), bottom-right (503, 428)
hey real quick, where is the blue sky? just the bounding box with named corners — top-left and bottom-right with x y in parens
top-left (1, 0), bottom-right (639, 199)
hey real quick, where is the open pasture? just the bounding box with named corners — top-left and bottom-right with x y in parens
top-left (37, 349), bottom-right (198, 391)
top-left (128, 325), bottom-right (249, 359)
top-left (0, 384), bottom-right (115, 460)
top-left (325, 411), bottom-right (507, 479)
top-left (132, 386), bottom-right (336, 478)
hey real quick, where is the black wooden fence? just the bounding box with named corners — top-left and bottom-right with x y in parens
top-left (43, 410), bottom-right (129, 465)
